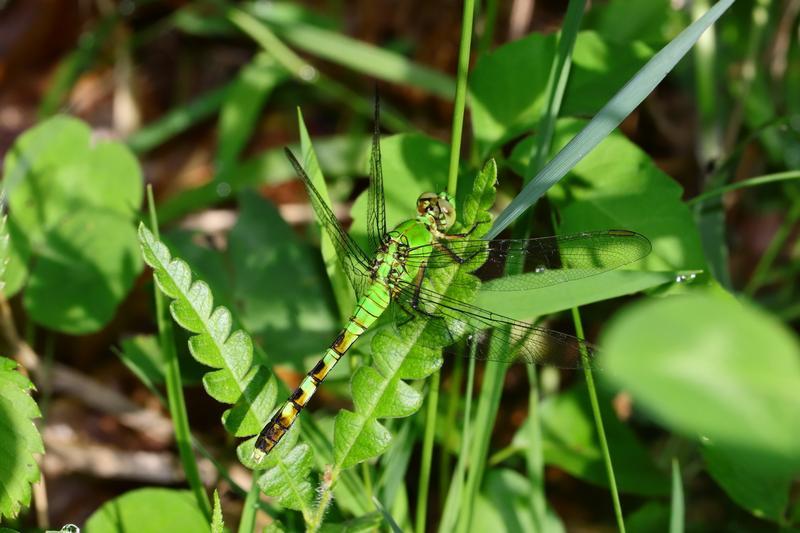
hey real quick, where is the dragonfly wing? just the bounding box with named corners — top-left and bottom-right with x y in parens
top-left (366, 92), bottom-right (388, 251)
top-left (285, 148), bottom-right (372, 297)
top-left (392, 281), bottom-right (597, 368)
top-left (404, 230), bottom-right (651, 291)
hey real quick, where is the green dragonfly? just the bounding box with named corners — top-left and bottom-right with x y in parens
top-left (252, 102), bottom-right (651, 462)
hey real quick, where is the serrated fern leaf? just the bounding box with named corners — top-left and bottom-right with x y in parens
top-left (137, 224), bottom-right (316, 512)
top-left (211, 489), bottom-right (224, 533)
top-left (0, 356), bottom-right (43, 520)
top-left (333, 161), bottom-right (497, 469)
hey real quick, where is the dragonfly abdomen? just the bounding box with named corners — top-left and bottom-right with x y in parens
top-left (253, 283), bottom-right (391, 462)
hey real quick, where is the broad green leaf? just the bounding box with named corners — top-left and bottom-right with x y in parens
top-left (211, 489), bottom-right (224, 533)
top-left (702, 441), bottom-right (793, 522)
top-left (476, 269), bottom-right (679, 321)
top-left (626, 502), bottom-right (670, 533)
top-left (471, 469), bottom-right (565, 533)
top-left (470, 31), bottom-right (653, 154)
top-left (216, 54), bottom-right (286, 175)
top-left (0, 357), bottom-right (43, 521)
top-left (256, 437), bottom-right (315, 516)
top-left (585, 0), bottom-right (678, 46)
top-left (602, 292), bottom-right (800, 469)
top-left (138, 224), bottom-right (276, 437)
top-left (5, 116), bottom-right (141, 245)
top-left (333, 158), bottom-right (496, 469)
top-left (317, 512), bottom-right (384, 533)
top-left (85, 488), bottom-right (209, 533)
top-left (3, 116), bottom-right (144, 332)
top-left (24, 209), bottom-right (142, 333)
top-left (514, 384), bottom-right (669, 496)
top-left (487, 0), bottom-right (735, 237)
top-left (228, 192), bottom-right (338, 363)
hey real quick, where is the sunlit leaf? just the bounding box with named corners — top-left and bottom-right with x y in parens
top-left (0, 357), bottom-right (43, 521)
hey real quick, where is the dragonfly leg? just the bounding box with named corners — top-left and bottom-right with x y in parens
top-left (442, 222), bottom-right (479, 239)
top-left (431, 241), bottom-right (473, 265)
top-left (406, 263), bottom-right (457, 344)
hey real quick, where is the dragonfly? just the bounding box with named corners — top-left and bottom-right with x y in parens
top-left (252, 100), bottom-right (651, 462)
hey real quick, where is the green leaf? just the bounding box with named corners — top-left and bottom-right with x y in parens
top-left (4, 116), bottom-right (144, 332)
top-left (211, 489), bottom-right (224, 533)
top-left (469, 31), bottom-right (653, 154)
top-left (5, 116), bottom-right (141, 244)
top-left (333, 157), bottom-right (496, 470)
top-left (514, 384), bottom-right (668, 496)
top-left (470, 469), bottom-right (565, 533)
top-left (228, 192), bottom-right (338, 362)
top-left (85, 488), bottom-right (210, 533)
top-left (138, 223), bottom-right (276, 437)
top-left (487, 0), bottom-right (735, 237)
top-left (626, 502), bottom-right (670, 533)
top-left (257, 442), bottom-right (315, 514)
top-left (24, 209), bottom-right (142, 333)
top-left (602, 292), bottom-right (800, 469)
top-left (0, 357), bottom-right (43, 521)
top-left (702, 441), bottom-right (793, 522)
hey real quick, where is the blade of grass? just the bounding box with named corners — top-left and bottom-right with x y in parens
top-left (744, 191), bottom-right (800, 296)
top-left (39, 14), bottom-right (118, 118)
top-left (145, 185), bottom-right (212, 520)
top-left (438, 347), bottom-right (477, 533)
top-left (248, 4), bottom-right (455, 99)
top-left (487, 0), bottom-right (736, 238)
top-left (225, 6), bottom-right (413, 132)
top-left (415, 371), bottom-right (440, 533)
top-left (573, 306), bottom-right (625, 532)
top-left (688, 170), bottom-right (800, 205)
top-left (670, 458), bottom-right (684, 533)
top-left (126, 84), bottom-right (232, 154)
top-left (238, 471), bottom-right (260, 533)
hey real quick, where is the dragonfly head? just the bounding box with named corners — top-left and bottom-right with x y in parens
top-left (417, 191), bottom-right (456, 232)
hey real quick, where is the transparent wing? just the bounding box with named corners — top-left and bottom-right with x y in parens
top-left (285, 147), bottom-right (372, 297)
top-left (366, 91), bottom-right (388, 251)
top-left (392, 281), bottom-right (597, 368)
top-left (404, 230), bottom-right (652, 291)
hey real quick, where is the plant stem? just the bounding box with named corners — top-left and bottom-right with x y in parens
top-left (447, 0), bottom-right (477, 197)
top-left (146, 185), bottom-right (212, 520)
top-left (415, 369), bottom-right (441, 533)
top-left (688, 170), bottom-right (800, 205)
top-left (238, 473), bottom-right (260, 533)
top-left (308, 467), bottom-right (340, 532)
top-left (524, 365), bottom-right (546, 531)
top-left (669, 458), bottom-right (684, 533)
top-left (438, 348), bottom-right (477, 533)
top-left (745, 195), bottom-right (800, 296)
top-left (572, 307), bottom-right (624, 532)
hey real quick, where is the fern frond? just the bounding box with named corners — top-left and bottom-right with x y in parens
top-left (138, 224), bottom-right (315, 511)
